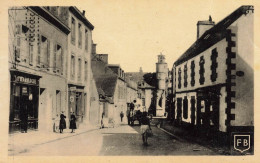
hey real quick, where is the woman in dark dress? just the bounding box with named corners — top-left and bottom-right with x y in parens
top-left (69, 112), bottom-right (77, 133)
top-left (59, 111), bottom-right (66, 133)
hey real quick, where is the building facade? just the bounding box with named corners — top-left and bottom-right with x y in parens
top-left (8, 6), bottom-right (94, 133)
top-left (173, 6), bottom-right (254, 138)
top-left (56, 7), bottom-right (94, 127)
top-left (8, 7), bottom-right (70, 132)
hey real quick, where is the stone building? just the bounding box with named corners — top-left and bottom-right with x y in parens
top-left (8, 6), bottom-right (94, 133)
top-left (172, 6), bottom-right (254, 139)
top-left (8, 7), bottom-right (70, 132)
top-left (54, 7), bottom-right (94, 128)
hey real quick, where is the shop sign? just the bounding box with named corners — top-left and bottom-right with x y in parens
top-left (70, 87), bottom-right (77, 91)
top-left (13, 75), bottom-right (37, 85)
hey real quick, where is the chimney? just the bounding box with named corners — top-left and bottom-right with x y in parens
top-left (97, 54), bottom-right (108, 64)
top-left (82, 10), bottom-right (85, 16)
top-left (92, 43), bottom-right (97, 54)
top-left (197, 15), bottom-right (215, 39)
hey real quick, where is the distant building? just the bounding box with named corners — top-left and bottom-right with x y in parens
top-left (91, 44), bottom-right (128, 125)
top-left (155, 53), bottom-right (168, 116)
top-left (172, 6), bottom-right (254, 140)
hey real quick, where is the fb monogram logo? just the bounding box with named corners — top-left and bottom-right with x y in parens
top-left (234, 135), bottom-right (250, 153)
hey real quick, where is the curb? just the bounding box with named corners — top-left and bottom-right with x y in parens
top-left (158, 127), bottom-right (184, 141)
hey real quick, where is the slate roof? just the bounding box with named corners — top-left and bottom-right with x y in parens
top-left (91, 54), bottom-right (118, 103)
top-left (174, 5), bottom-right (254, 66)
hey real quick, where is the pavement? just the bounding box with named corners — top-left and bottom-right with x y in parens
top-left (160, 120), bottom-right (231, 155)
top-left (8, 124), bottom-right (99, 156)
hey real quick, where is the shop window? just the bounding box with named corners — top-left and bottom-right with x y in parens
top-left (183, 97), bottom-right (188, 119)
top-left (190, 60), bottom-right (195, 86)
top-left (71, 17), bottom-right (75, 45)
top-left (184, 64), bottom-right (188, 87)
top-left (85, 29), bottom-right (88, 51)
top-left (199, 56), bottom-right (205, 85)
top-left (78, 23), bottom-right (82, 48)
top-left (71, 55), bottom-right (75, 79)
top-left (178, 67), bottom-right (182, 89)
top-left (211, 48), bottom-right (218, 82)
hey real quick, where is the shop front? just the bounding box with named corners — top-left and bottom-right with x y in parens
top-left (68, 85), bottom-right (85, 126)
top-left (9, 70), bottom-right (41, 133)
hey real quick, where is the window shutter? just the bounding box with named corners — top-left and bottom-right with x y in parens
top-left (15, 36), bottom-right (21, 60)
top-left (60, 48), bottom-right (63, 74)
top-left (37, 41), bottom-right (41, 65)
top-left (47, 40), bottom-right (50, 68)
top-left (53, 44), bottom-right (56, 71)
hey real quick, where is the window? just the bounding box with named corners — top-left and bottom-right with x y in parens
top-left (184, 64), bottom-right (188, 87)
top-left (85, 29), bottom-right (88, 51)
top-left (15, 24), bottom-right (29, 63)
top-left (71, 55), bottom-right (75, 79)
top-left (183, 96), bottom-right (188, 119)
top-left (142, 98), bottom-right (145, 106)
top-left (211, 48), bottom-right (218, 82)
top-left (71, 18), bottom-right (75, 45)
top-left (40, 36), bottom-right (50, 68)
top-left (54, 44), bottom-right (63, 73)
top-left (78, 58), bottom-right (81, 80)
top-left (190, 60), bottom-right (195, 86)
top-left (56, 90), bottom-right (61, 117)
top-left (78, 23), bottom-right (82, 48)
top-left (84, 61), bottom-right (88, 81)
top-left (178, 68), bottom-right (182, 89)
top-left (29, 45), bottom-right (33, 65)
top-left (199, 56), bottom-right (205, 85)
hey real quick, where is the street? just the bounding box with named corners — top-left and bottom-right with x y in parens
top-left (16, 124), bottom-right (218, 156)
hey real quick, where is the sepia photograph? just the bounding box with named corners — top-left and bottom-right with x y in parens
top-left (1, 0), bottom-right (259, 162)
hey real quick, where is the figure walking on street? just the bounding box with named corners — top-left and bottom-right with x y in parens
top-left (140, 112), bottom-right (151, 145)
top-left (120, 111), bottom-right (124, 122)
top-left (69, 112), bottom-right (77, 133)
top-left (59, 111), bottom-right (66, 133)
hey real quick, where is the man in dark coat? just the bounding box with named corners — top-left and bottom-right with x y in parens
top-left (69, 112), bottom-right (77, 133)
top-left (59, 111), bottom-right (66, 133)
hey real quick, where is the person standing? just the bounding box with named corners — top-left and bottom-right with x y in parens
top-left (69, 112), bottom-right (77, 133)
top-left (20, 105), bottom-right (28, 133)
top-left (59, 111), bottom-right (66, 133)
top-left (140, 112), bottom-right (151, 145)
top-left (120, 111), bottom-right (124, 122)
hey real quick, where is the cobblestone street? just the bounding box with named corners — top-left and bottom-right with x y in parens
top-left (13, 124), bottom-right (218, 156)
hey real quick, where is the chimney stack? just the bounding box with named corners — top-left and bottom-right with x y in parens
top-left (197, 15), bottom-right (215, 39)
top-left (92, 43), bottom-right (97, 54)
top-left (82, 10), bottom-right (85, 16)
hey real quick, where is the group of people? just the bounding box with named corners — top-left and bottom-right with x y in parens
top-left (54, 112), bottom-right (77, 133)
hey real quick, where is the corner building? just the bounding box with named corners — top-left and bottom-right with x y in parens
top-left (173, 6), bottom-right (254, 139)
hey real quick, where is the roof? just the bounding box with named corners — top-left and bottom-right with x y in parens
top-left (174, 5), bottom-right (254, 66)
top-left (69, 6), bottom-right (94, 30)
top-left (138, 81), bottom-right (155, 89)
top-left (30, 7), bottom-right (70, 34)
top-left (91, 55), bottom-right (119, 102)
top-left (95, 74), bottom-right (118, 97)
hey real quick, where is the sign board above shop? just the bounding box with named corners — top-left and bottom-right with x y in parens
top-left (12, 74), bottom-right (39, 85)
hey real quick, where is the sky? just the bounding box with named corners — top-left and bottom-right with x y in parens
top-left (79, 0), bottom-right (254, 72)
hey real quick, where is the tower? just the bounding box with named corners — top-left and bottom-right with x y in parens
top-left (155, 53), bottom-right (168, 116)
